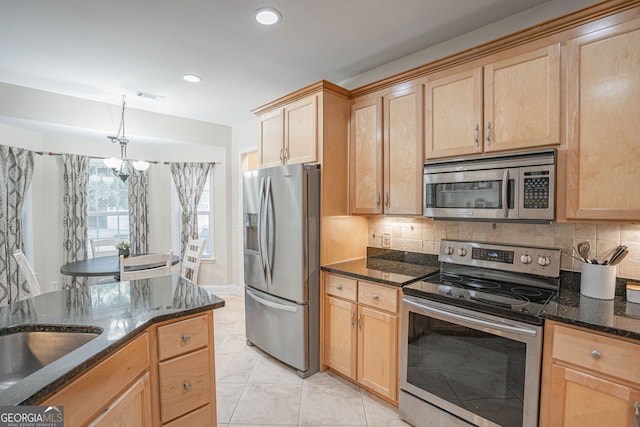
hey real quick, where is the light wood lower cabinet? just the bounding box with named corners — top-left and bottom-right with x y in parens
top-left (88, 373), bottom-right (152, 427)
top-left (323, 273), bottom-right (400, 404)
top-left (41, 333), bottom-right (151, 427)
top-left (40, 311), bottom-right (217, 427)
top-left (540, 321), bottom-right (640, 426)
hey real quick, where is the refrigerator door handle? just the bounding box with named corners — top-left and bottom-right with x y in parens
top-left (264, 176), bottom-right (275, 285)
top-left (246, 288), bottom-right (298, 313)
top-left (258, 177), bottom-right (267, 283)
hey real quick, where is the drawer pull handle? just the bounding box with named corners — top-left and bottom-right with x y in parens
top-left (336, 285), bottom-right (343, 290)
top-left (372, 295), bottom-right (379, 300)
top-left (182, 334), bottom-right (191, 343)
top-left (634, 401), bottom-right (639, 427)
top-left (183, 381), bottom-right (192, 391)
top-left (590, 350), bottom-right (601, 360)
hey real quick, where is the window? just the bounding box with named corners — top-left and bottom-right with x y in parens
top-left (172, 171), bottom-right (214, 259)
top-left (87, 159), bottom-right (129, 241)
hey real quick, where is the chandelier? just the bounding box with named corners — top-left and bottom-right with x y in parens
top-left (104, 95), bottom-right (149, 182)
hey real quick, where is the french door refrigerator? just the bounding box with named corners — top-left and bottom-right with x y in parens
top-left (243, 163), bottom-right (320, 378)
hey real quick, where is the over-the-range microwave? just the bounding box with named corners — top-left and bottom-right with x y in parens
top-left (423, 149), bottom-right (555, 222)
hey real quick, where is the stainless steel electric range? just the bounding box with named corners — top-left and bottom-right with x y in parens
top-left (400, 240), bottom-right (561, 427)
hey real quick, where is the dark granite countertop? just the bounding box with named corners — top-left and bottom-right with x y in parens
top-left (321, 248), bottom-right (440, 287)
top-left (0, 275), bottom-right (225, 406)
top-left (542, 272), bottom-right (640, 340)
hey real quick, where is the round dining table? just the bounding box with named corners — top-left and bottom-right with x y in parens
top-left (60, 254), bottom-right (180, 278)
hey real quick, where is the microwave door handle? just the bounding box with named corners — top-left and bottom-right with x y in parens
top-left (502, 169), bottom-right (509, 218)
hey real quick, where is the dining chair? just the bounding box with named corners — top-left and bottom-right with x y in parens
top-left (119, 252), bottom-right (173, 281)
top-left (90, 238), bottom-right (120, 258)
top-left (13, 249), bottom-right (42, 297)
top-left (180, 239), bottom-right (206, 284)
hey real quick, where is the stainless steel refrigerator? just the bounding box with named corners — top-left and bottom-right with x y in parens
top-left (242, 163), bottom-right (320, 378)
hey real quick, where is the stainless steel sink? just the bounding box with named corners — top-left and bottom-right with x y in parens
top-left (0, 330), bottom-right (100, 391)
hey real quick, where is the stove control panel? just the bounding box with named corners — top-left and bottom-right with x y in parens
top-left (439, 240), bottom-right (561, 277)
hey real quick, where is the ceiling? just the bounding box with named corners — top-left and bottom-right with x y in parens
top-left (1, 0), bottom-right (558, 128)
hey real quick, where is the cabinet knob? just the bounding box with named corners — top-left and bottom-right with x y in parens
top-left (183, 381), bottom-right (192, 391)
top-left (336, 285), bottom-right (343, 290)
top-left (372, 294), bottom-right (379, 300)
top-left (591, 349), bottom-right (601, 360)
top-left (182, 334), bottom-right (191, 343)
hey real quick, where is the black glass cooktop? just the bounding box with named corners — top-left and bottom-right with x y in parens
top-left (404, 271), bottom-right (558, 324)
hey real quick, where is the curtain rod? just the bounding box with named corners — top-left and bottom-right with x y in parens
top-left (34, 151), bottom-right (216, 166)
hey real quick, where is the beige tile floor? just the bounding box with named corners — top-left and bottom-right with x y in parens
top-left (214, 294), bottom-right (410, 427)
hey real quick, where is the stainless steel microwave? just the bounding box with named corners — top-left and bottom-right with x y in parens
top-left (423, 149), bottom-right (555, 222)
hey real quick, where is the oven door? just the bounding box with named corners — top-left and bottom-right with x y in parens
top-left (423, 168), bottom-right (518, 220)
top-left (400, 295), bottom-right (542, 427)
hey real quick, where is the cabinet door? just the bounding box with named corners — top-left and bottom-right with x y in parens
top-left (259, 108), bottom-right (284, 168)
top-left (88, 373), bottom-right (152, 427)
top-left (285, 94), bottom-right (318, 165)
top-left (425, 66), bottom-right (483, 159)
top-left (350, 96), bottom-right (383, 214)
top-left (357, 305), bottom-right (398, 401)
top-left (565, 18), bottom-right (640, 220)
top-left (484, 44), bottom-right (560, 153)
top-left (384, 85), bottom-right (424, 215)
top-left (546, 364), bottom-right (640, 427)
top-left (325, 296), bottom-right (357, 379)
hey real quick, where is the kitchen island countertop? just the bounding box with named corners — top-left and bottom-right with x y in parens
top-left (0, 274), bottom-right (224, 406)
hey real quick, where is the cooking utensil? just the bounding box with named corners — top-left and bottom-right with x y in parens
top-left (606, 245), bottom-right (628, 266)
top-left (610, 250), bottom-right (628, 266)
top-left (577, 241), bottom-right (591, 263)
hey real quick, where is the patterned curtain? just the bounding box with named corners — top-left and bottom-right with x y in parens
top-left (170, 163), bottom-right (212, 258)
top-left (128, 170), bottom-right (150, 255)
top-left (0, 145), bottom-right (35, 305)
top-left (61, 154), bottom-right (89, 289)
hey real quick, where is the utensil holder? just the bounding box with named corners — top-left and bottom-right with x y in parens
top-left (580, 263), bottom-right (616, 300)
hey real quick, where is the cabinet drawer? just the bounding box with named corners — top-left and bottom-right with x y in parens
top-left (325, 274), bottom-right (357, 301)
top-left (163, 404), bottom-right (212, 427)
top-left (157, 315), bottom-right (209, 361)
top-left (552, 325), bottom-right (640, 384)
top-left (358, 281), bottom-right (398, 313)
top-left (159, 348), bottom-right (211, 423)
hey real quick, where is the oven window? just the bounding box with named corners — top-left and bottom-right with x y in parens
top-left (425, 179), bottom-right (514, 209)
top-left (406, 311), bottom-right (525, 427)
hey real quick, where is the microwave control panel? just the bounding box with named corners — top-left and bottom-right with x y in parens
top-left (522, 171), bottom-right (550, 209)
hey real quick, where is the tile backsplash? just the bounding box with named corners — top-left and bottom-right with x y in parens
top-left (367, 217), bottom-right (640, 280)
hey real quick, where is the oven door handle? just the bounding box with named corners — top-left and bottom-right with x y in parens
top-left (404, 298), bottom-right (538, 337)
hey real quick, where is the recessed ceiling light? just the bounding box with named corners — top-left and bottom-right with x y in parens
top-left (183, 74), bottom-right (202, 83)
top-left (255, 7), bottom-right (281, 25)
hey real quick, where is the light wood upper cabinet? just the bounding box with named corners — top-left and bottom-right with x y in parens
top-left (540, 321), bottom-right (640, 427)
top-left (350, 84), bottom-right (423, 215)
top-left (426, 66), bottom-right (483, 159)
top-left (384, 86), bottom-right (424, 215)
top-left (564, 16), bottom-right (640, 220)
top-left (258, 108), bottom-right (285, 168)
top-left (257, 93), bottom-right (318, 168)
top-left (350, 97), bottom-right (383, 214)
top-left (426, 44), bottom-right (560, 159)
top-left (285, 94), bottom-right (318, 165)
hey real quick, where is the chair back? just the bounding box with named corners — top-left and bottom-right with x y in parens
top-left (180, 239), bottom-right (206, 283)
top-left (13, 249), bottom-right (42, 297)
top-left (119, 252), bottom-right (173, 281)
top-left (90, 238), bottom-right (120, 258)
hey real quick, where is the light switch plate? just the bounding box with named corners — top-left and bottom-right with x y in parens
top-left (382, 233), bottom-right (391, 248)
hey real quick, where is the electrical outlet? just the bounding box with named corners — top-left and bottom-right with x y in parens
top-left (382, 233), bottom-right (391, 248)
